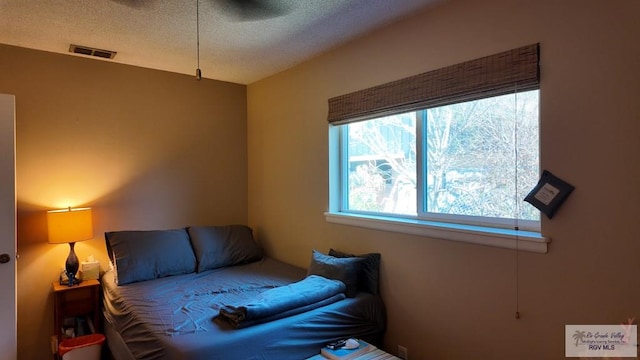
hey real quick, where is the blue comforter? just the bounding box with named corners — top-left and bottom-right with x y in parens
top-left (216, 275), bottom-right (346, 328)
top-left (102, 257), bottom-right (386, 360)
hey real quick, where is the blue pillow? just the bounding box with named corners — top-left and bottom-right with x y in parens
top-left (105, 229), bottom-right (197, 285)
top-left (329, 248), bottom-right (381, 295)
top-left (187, 225), bottom-right (263, 273)
top-left (306, 250), bottom-right (363, 297)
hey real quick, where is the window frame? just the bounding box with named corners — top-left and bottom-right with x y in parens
top-left (327, 102), bottom-right (546, 253)
top-left (325, 44), bottom-right (548, 253)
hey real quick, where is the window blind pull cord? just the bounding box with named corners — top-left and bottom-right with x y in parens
top-left (514, 86), bottom-right (521, 320)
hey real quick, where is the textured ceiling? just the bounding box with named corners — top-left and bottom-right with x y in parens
top-left (0, 0), bottom-right (442, 84)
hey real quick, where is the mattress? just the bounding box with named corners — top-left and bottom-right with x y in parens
top-left (102, 257), bottom-right (386, 360)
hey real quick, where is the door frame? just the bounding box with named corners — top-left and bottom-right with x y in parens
top-left (0, 93), bottom-right (17, 360)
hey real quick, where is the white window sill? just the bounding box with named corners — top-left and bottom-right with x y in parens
top-left (324, 212), bottom-right (549, 254)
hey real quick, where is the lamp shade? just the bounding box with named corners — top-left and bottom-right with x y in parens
top-left (47, 207), bottom-right (94, 244)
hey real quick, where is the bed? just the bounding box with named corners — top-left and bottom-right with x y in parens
top-left (101, 225), bottom-right (386, 360)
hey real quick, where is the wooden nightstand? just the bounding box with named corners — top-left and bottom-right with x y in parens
top-left (52, 279), bottom-right (101, 343)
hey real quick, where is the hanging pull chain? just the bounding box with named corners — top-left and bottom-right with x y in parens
top-left (196, 0), bottom-right (202, 80)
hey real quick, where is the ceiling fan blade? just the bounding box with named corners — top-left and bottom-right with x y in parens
top-left (108, 0), bottom-right (157, 9)
top-left (214, 0), bottom-right (291, 21)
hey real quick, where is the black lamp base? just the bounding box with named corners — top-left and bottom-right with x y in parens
top-left (64, 242), bottom-right (81, 287)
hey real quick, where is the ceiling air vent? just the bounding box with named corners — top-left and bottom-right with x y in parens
top-left (69, 44), bottom-right (117, 59)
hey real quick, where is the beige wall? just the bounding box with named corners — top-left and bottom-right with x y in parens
top-left (248, 0), bottom-right (640, 359)
top-left (2, 0), bottom-right (639, 358)
top-left (0, 44), bottom-right (248, 359)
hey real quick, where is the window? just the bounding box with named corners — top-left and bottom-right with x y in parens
top-left (326, 44), bottom-right (548, 253)
top-left (343, 90), bottom-right (539, 227)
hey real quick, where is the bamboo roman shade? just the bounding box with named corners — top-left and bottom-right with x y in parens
top-left (327, 43), bottom-right (540, 124)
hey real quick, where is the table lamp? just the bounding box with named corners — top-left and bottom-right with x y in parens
top-left (47, 207), bottom-right (93, 286)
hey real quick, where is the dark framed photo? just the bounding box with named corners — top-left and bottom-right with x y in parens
top-left (524, 170), bottom-right (575, 219)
